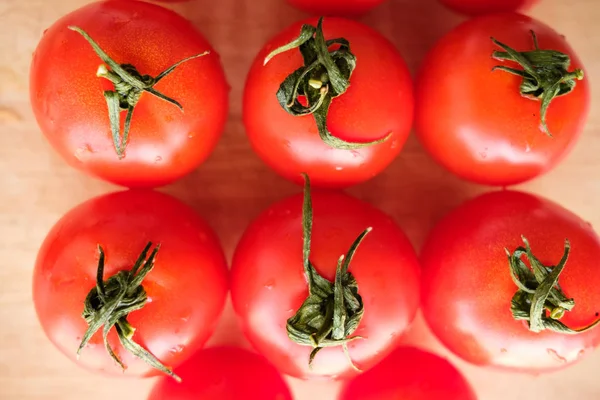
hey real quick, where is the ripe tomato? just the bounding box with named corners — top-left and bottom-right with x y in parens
top-left (415, 13), bottom-right (589, 186)
top-left (439, 0), bottom-right (538, 15)
top-left (231, 178), bottom-right (420, 378)
top-left (421, 190), bottom-right (600, 372)
top-left (243, 17), bottom-right (414, 188)
top-left (30, 1), bottom-right (229, 188)
top-left (339, 347), bottom-right (477, 400)
top-left (148, 346), bottom-right (293, 400)
top-left (287, 0), bottom-right (388, 16)
top-left (32, 190), bottom-right (228, 380)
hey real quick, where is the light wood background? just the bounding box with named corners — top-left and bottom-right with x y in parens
top-left (2, 0), bottom-right (600, 398)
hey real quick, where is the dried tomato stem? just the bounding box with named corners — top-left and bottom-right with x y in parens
top-left (78, 242), bottom-right (181, 382)
top-left (491, 30), bottom-right (584, 137)
top-left (69, 26), bottom-right (209, 158)
top-left (264, 17), bottom-right (391, 150)
top-left (286, 173), bottom-right (371, 370)
top-left (506, 236), bottom-right (600, 334)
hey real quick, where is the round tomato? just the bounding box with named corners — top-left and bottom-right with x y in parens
top-left (415, 13), bottom-right (589, 186)
top-left (30, 0), bottom-right (229, 188)
top-left (148, 346), bottom-right (293, 400)
top-left (421, 190), bottom-right (600, 372)
top-left (439, 0), bottom-right (538, 15)
top-left (243, 17), bottom-right (414, 188)
top-left (339, 347), bottom-right (477, 400)
top-left (231, 177), bottom-right (420, 378)
top-left (32, 190), bottom-right (228, 380)
top-left (287, 0), bottom-right (388, 16)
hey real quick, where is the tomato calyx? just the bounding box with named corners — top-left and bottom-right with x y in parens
top-left (69, 26), bottom-right (210, 159)
top-left (286, 173), bottom-right (370, 370)
top-left (491, 30), bottom-right (584, 137)
top-left (78, 242), bottom-right (182, 382)
top-left (506, 236), bottom-right (600, 334)
top-left (263, 17), bottom-right (391, 150)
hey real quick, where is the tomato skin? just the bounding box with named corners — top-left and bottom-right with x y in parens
top-left (230, 191), bottom-right (420, 379)
top-left (287, 0), bottom-right (388, 16)
top-left (415, 13), bottom-right (590, 186)
top-left (32, 190), bottom-right (229, 378)
top-left (339, 347), bottom-right (477, 400)
top-left (148, 346), bottom-right (293, 400)
top-left (439, 0), bottom-right (539, 15)
top-left (243, 17), bottom-right (414, 188)
top-left (421, 190), bottom-right (600, 372)
top-left (30, 0), bottom-right (229, 188)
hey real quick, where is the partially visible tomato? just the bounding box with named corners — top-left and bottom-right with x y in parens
top-left (339, 347), bottom-right (477, 400)
top-left (243, 17), bottom-right (414, 188)
top-left (415, 13), bottom-right (589, 186)
top-left (287, 0), bottom-right (388, 16)
top-left (421, 190), bottom-right (600, 372)
top-left (30, 0), bottom-right (229, 188)
top-left (148, 346), bottom-right (293, 400)
top-left (439, 0), bottom-right (539, 15)
top-left (231, 178), bottom-right (420, 379)
top-left (32, 190), bottom-right (228, 380)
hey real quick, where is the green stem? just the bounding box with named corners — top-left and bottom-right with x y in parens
top-left (264, 17), bottom-right (391, 150)
top-left (506, 236), bottom-right (600, 335)
top-left (78, 243), bottom-right (181, 382)
top-left (69, 26), bottom-right (209, 159)
top-left (286, 173), bottom-right (370, 371)
top-left (491, 30), bottom-right (585, 137)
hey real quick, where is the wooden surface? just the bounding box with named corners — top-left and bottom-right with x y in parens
top-left (2, 0), bottom-right (600, 398)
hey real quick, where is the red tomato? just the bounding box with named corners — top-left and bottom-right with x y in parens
top-left (32, 190), bottom-right (228, 379)
top-left (439, 0), bottom-right (538, 15)
top-left (339, 347), bottom-right (477, 400)
top-left (30, 1), bottom-right (229, 188)
top-left (230, 187), bottom-right (420, 379)
top-left (243, 17), bottom-right (414, 188)
top-left (421, 190), bottom-right (600, 372)
top-left (415, 13), bottom-right (589, 186)
top-left (148, 346), bottom-right (293, 400)
top-left (287, 0), bottom-right (388, 16)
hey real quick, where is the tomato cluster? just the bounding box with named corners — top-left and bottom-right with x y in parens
top-left (28, 0), bottom-right (599, 399)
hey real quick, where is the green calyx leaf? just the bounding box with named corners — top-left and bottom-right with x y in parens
top-left (506, 236), bottom-right (600, 335)
top-left (263, 17), bottom-right (391, 150)
top-left (491, 30), bottom-right (585, 137)
top-left (78, 242), bottom-right (181, 382)
top-left (69, 26), bottom-right (209, 159)
top-left (286, 173), bottom-right (371, 370)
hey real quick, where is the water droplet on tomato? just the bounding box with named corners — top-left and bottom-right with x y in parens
top-left (264, 280), bottom-right (275, 290)
top-left (43, 29), bottom-right (48, 35)
top-left (74, 145), bottom-right (93, 162)
top-left (155, 156), bottom-right (162, 163)
top-left (546, 348), bottom-right (567, 363)
top-left (146, 297), bottom-right (154, 303)
top-left (577, 349), bottom-right (586, 359)
top-left (335, 166), bottom-right (343, 171)
top-left (169, 344), bottom-right (185, 354)
top-left (350, 150), bottom-right (361, 158)
top-left (581, 221), bottom-right (593, 229)
top-left (500, 348), bottom-right (507, 353)
top-left (188, 132), bottom-right (196, 139)
top-left (524, 143), bottom-right (532, 153)
top-left (390, 140), bottom-right (399, 149)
